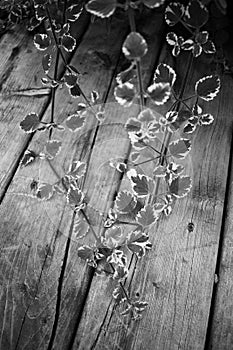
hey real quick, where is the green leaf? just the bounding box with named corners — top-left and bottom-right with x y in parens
top-left (127, 230), bottom-right (152, 257)
top-left (165, 2), bottom-right (185, 26)
top-left (85, 0), bottom-right (117, 18)
top-left (125, 117), bottom-right (142, 133)
top-left (136, 204), bottom-right (158, 227)
top-left (122, 32), bottom-right (148, 61)
top-left (154, 63), bottom-right (176, 86)
top-left (67, 184), bottom-right (85, 208)
top-left (131, 174), bottom-right (155, 198)
top-left (36, 183), bottom-right (54, 200)
top-left (142, 0), bottom-right (165, 8)
top-left (195, 75), bottom-right (220, 101)
top-left (115, 191), bottom-right (137, 214)
top-left (20, 113), bottom-right (40, 133)
top-left (61, 34), bottom-right (76, 52)
top-left (66, 113), bottom-right (86, 132)
top-left (64, 73), bottom-right (77, 87)
top-left (169, 138), bottom-right (191, 159)
top-left (114, 82), bottom-right (136, 107)
top-left (104, 226), bottom-right (123, 249)
top-left (147, 82), bottom-right (171, 105)
top-left (45, 140), bottom-right (62, 159)
top-left (183, 0), bottom-right (209, 28)
top-left (67, 161), bottom-right (87, 179)
top-left (69, 84), bottom-right (81, 98)
top-left (42, 53), bottom-right (52, 74)
top-left (34, 33), bottom-right (51, 51)
top-left (20, 149), bottom-right (37, 167)
top-left (66, 4), bottom-right (82, 22)
top-left (169, 175), bottom-right (192, 198)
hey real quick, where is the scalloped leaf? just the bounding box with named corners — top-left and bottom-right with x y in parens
top-left (45, 140), bottom-right (62, 159)
top-left (34, 33), bottom-right (51, 51)
top-left (165, 2), bottom-right (185, 26)
top-left (64, 73), bottom-right (77, 87)
top-left (169, 175), bottom-right (192, 198)
top-left (169, 138), bottom-right (191, 159)
top-left (125, 117), bottom-right (142, 133)
top-left (36, 183), bottom-right (54, 200)
top-left (147, 82), bottom-right (171, 105)
top-left (20, 113), bottom-right (40, 133)
top-left (136, 204), bottom-right (158, 227)
top-left (127, 230), bottom-right (152, 257)
top-left (69, 84), bottom-right (81, 98)
top-left (66, 114), bottom-right (86, 132)
top-left (195, 75), bottom-right (220, 101)
top-left (85, 0), bottom-right (117, 18)
top-left (122, 32), bottom-right (148, 60)
top-left (67, 184), bottom-right (84, 208)
top-left (115, 191), bottom-right (137, 214)
top-left (104, 226), bottom-right (123, 249)
top-left (114, 82), bottom-right (136, 107)
top-left (67, 161), bottom-right (87, 179)
top-left (131, 174), bottom-right (155, 197)
top-left (61, 34), bottom-right (76, 52)
top-left (183, 0), bottom-right (209, 28)
top-left (154, 63), bottom-right (176, 86)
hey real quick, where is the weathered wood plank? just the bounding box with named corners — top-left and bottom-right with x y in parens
top-left (0, 12), bottom-right (89, 199)
top-left (206, 79), bottom-right (233, 349)
top-left (0, 13), bottom-right (134, 350)
top-left (72, 53), bottom-right (233, 349)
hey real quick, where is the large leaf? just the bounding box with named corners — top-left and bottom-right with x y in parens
top-left (195, 75), bottom-right (220, 101)
top-left (169, 175), bottom-right (192, 198)
top-left (169, 138), bottom-right (191, 159)
top-left (154, 63), bottom-right (176, 86)
top-left (85, 0), bottom-right (117, 18)
top-left (115, 190), bottom-right (137, 214)
top-left (122, 32), bottom-right (148, 60)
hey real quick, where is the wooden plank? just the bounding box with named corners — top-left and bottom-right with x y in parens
top-left (72, 53), bottom-right (233, 349)
top-left (206, 75), bottom-right (233, 349)
top-left (0, 12), bottom-right (89, 199)
top-left (0, 13), bottom-right (134, 350)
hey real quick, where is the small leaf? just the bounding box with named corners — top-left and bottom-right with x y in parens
top-left (42, 53), bottom-right (52, 74)
top-left (69, 84), bottom-right (81, 98)
top-left (136, 204), bottom-right (158, 227)
top-left (66, 113), bottom-right (86, 132)
top-left (165, 2), bottom-right (185, 26)
top-left (67, 161), bottom-right (87, 179)
top-left (169, 175), bottom-right (192, 198)
top-left (20, 149), bottom-right (37, 167)
top-left (154, 63), bottom-right (176, 86)
top-left (183, 0), bottom-right (209, 29)
top-left (45, 140), bottom-right (62, 159)
top-left (91, 90), bottom-right (99, 104)
top-left (115, 191), bottom-right (137, 214)
top-left (127, 230), bottom-right (152, 257)
top-left (116, 63), bottom-right (136, 85)
top-left (166, 32), bottom-right (178, 46)
top-left (131, 174), bottom-right (155, 198)
top-left (114, 82), bottom-right (136, 107)
top-left (169, 138), bottom-right (191, 159)
top-left (203, 40), bottom-right (216, 54)
top-left (112, 286), bottom-right (126, 304)
top-left (64, 73), bottom-right (77, 87)
top-left (104, 226), bottom-right (123, 249)
top-left (61, 34), bottom-right (76, 52)
top-left (147, 82), bottom-right (171, 105)
top-left (142, 0), bottom-right (165, 8)
top-left (66, 4), bottom-right (82, 22)
top-left (67, 184), bottom-right (85, 208)
top-left (125, 117), bottom-right (142, 133)
top-left (78, 245), bottom-right (95, 262)
top-left (195, 75), bottom-right (220, 101)
top-left (130, 152), bottom-right (140, 162)
top-left (122, 32), bottom-right (148, 61)
top-left (36, 183), bottom-right (54, 200)
top-left (138, 108), bottom-right (156, 123)
top-left (34, 33), bottom-right (51, 51)
top-left (201, 114), bottom-right (214, 125)
top-left (85, 0), bottom-right (117, 18)
top-left (20, 113), bottom-right (40, 133)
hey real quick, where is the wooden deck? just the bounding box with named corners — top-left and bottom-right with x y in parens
top-left (0, 7), bottom-right (233, 350)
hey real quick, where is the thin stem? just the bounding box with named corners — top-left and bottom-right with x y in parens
top-left (136, 61), bottom-right (144, 109)
top-left (80, 209), bottom-right (100, 243)
top-left (128, 6), bottom-right (136, 32)
top-left (142, 142), bottom-right (161, 155)
top-left (49, 51), bottom-right (60, 139)
top-left (117, 221), bottom-right (139, 227)
top-left (109, 263), bottom-right (132, 305)
top-left (133, 155), bottom-right (160, 167)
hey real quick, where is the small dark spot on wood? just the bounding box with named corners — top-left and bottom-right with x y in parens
top-left (152, 281), bottom-right (160, 288)
top-left (187, 222), bottom-right (194, 233)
